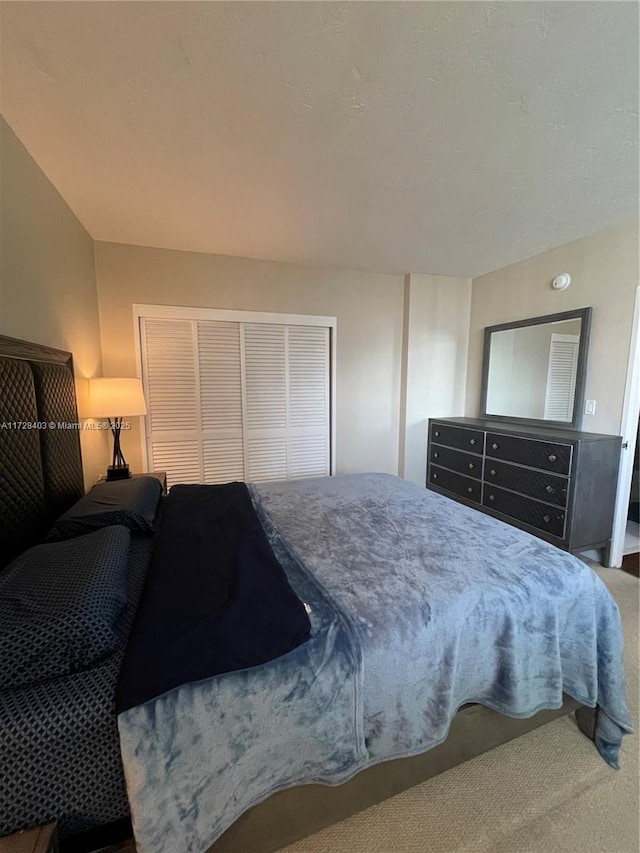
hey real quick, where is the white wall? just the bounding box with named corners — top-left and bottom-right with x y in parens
top-left (0, 117), bottom-right (106, 488)
top-left (4, 116), bottom-right (635, 490)
top-left (400, 273), bottom-right (472, 484)
top-left (467, 220), bottom-right (639, 436)
top-left (94, 241), bottom-right (405, 478)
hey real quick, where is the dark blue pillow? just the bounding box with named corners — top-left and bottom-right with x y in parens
top-left (0, 526), bottom-right (131, 690)
top-left (46, 476), bottom-right (162, 542)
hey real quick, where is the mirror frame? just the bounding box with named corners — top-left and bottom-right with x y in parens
top-left (479, 307), bottom-right (592, 430)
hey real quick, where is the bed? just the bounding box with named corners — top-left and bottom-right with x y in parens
top-left (0, 335), bottom-right (632, 853)
top-left (0, 336), bottom-right (150, 840)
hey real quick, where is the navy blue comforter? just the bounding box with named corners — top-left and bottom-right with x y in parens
top-left (116, 482), bottom-right (310, 712)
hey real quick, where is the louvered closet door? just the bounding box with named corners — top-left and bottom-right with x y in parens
top-left (142, 318), bottom-right (246, 487)
top-left (242, 324), bottom-right (288, 481)
top-left (242, 324), bottom-right (330, 482)
top-left (141, 318), bottom-right (201, 486)
top-left (141, 315), bottom-right (330, 487)
top-left (543, 334), bottom-right (579, 421)
top-left (198, 322), bottom-right (245, 483)
top-left (287, 325), bottom-right (330, 478)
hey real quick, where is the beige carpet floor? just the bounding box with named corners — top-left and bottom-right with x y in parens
top-left (278, 565), bottom-right (639, 853)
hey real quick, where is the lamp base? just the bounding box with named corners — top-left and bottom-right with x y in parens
top-left (106, 465), bottom-right (131, 481)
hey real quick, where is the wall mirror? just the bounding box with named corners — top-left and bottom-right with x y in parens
top-left (480, 307), bottom-right (592, 430)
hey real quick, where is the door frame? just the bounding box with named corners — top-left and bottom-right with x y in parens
top-left (609, 284), bottom-right (640, 567)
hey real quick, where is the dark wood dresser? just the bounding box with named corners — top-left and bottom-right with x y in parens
top-left (427, 417), bottom-right (621, 565)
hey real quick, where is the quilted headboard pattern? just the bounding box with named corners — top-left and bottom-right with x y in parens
top-left (0, 357), bottom-right (46, 567)
top-left (30, 361), bottom-right (84, 520)
top-left (0, 337), bottom-right (84, 569)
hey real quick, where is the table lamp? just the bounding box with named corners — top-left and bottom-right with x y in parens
top-left (87, 378), bottom-right (147, 481)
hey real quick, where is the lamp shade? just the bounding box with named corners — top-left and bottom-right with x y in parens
top-left (87, 378), bottom-right (147, 417)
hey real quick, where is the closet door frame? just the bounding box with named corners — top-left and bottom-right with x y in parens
top-left (133, 303), bottom-right (337, 478)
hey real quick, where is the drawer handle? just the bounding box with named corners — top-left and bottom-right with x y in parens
top-left (542, 514), bottom-right (551, 524)
top-left (545, 484), bottom-right (555, 494)
top-left (469, 439), bottom-right (476, 446)
top-left (488, 494), bottom-right (495, 502)
top-left (548, 454), bottom-right (557, 462)
top-left (434, 431), bottom-right (440, 437)
top-left (490, 469), bottom-right (496, 476)
top-left (468, 463), bottom-right (475, 470)
top-left (434, 452), bottom-right (439, 459)
top-left (433, 473), bottom-right (438, 480)
top-left (492, 442), bottom-right (499, 450)
top-left (467, 486), bottom-right (473, 494)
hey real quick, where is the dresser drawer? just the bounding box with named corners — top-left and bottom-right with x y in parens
top-left (429, 465), bottom-right (481, 503)
top-left (430, 445), bottom-right (483, 479)
top-left (486, 433), bottom-right (572, 475)
top-left (430, 423), bottom-right (484, 453)
top-left (483, 485), bottom-right (566, 539)
top-left (484, 459), bottom-right (568, 507)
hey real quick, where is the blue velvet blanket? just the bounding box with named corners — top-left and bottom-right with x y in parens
top-left (118, 474), bottom-right (632, 853)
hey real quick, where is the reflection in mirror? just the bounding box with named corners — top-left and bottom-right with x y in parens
top-left (486, 319), bottom-right (581, 421)
top-left (481, 307), bottom-right (592, 429)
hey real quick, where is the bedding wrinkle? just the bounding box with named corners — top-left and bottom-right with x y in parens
top-left (118, 490), bottom-right (365, 853)
top-left (116, 483), bottom-right (310, 713)
top-left (1, 532), bottom-right (153, 838)
top-left (118, 474), bottom-right (632, 853)
top-left (252, 475), bottom-right (631, 758)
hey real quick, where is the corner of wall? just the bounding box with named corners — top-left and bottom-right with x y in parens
top-left (400, 274), bottom-right (472, 485)
top-left (0, 117), bottom-right (108, 490)
top-left (397, 274), bottom-right (413, 477)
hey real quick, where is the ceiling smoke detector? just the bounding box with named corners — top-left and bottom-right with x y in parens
top-left (551, 273), bottom-right (571, 291)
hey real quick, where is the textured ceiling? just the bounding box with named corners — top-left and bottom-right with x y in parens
top-left (1, 2), bottom-right (637, 278)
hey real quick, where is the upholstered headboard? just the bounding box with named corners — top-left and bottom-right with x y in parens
top-left (0, 335), bottom-right (84, 569)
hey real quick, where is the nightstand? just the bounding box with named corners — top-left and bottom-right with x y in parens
top-left (0, 823), bottom-right (58, 853)
top-left (97, 471), bottom-right (167, 493)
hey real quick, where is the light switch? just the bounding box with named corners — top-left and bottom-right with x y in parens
top-left (584, 400), bottom-right (596, 415)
